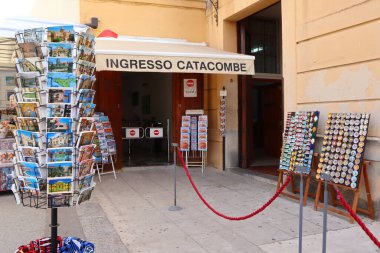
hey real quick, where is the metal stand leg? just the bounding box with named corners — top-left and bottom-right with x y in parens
top-left (51, 208), bottom-right (58, 253)
top-left (110, 155), bottom-right (117, 180)
top-left (169, 143), bottom-right (181, 211)
top-left (96, 163), bottom-right (101, 183)
top-left (299, 174), bottom-right (303, 253)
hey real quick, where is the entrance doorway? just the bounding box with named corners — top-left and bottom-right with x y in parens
top-left (122, 72), bottom-right (172, 166)
top-left (238, 2), bottom-right (283, 173)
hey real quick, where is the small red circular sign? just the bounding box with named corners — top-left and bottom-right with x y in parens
top-left (154, 130), bottom-right (159, 135)
top-left (130, 130), bottom-right (136, 136)
top-left (186, 80), bottom-right (194, 87)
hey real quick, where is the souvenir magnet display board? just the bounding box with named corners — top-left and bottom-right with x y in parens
top-left (12, 26), bottom-right (97, 208)
top-left (180, 115), bottom-right (208, 151)
top-left (279, 111), bottom-right (319, 174)
top-left (316, 113), bottom-right (370, 189)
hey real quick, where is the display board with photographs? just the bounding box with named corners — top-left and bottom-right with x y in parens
top-left (92, 113), bottom-right (117, 164)
top-left (12, 25), bottom-right (97, 208)
top-left (180, 114), bottom-right (208, 151)
top-left (316, 113), bottom-right (370, 189)
top-left (279, 111), bottom-right (319, 174)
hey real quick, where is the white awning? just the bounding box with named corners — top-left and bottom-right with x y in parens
top-left (95, 37), bottom-right (255, 75)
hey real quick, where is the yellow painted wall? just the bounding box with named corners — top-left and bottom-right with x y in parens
top-left (80, 0), bottom-right (206, 42)
top-left (206, 0), bottom-right (380, 215)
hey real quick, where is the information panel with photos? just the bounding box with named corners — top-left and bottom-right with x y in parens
top-left (12, 25), bottom-right (97, 208)
top-left (316, 113), bottom-right (370, 189)
top-left (279, 111), bottom-right (319, 174)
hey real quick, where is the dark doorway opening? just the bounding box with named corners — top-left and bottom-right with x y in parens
top-left (122, 72), bottom-right (172, 166)
top-left (238, 2), bottom-right (282, 175)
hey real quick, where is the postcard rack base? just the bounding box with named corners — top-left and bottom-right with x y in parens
top-left (313, 160), bottom-right (374, 223)
top-left (94, 154), bottom-right (116, 182)
top-left (277, 170), bottom-right (312, 206)
top-left (183, 150), bottom-right (206, 173)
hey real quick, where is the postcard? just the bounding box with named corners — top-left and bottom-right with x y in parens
top-left (5, 76), bottom-right (15, 86)
top-left (47, 25), bottom-right (75, 43)
top-left (76, 131), bottom-right (95, 148)
top-left (48, 43), bottom-right (72, 57)
top-left (48, 57), bottom-right (73, 73)
top-left (78, 159), bottom-right (94, 178)
top-left (18, 27), bottom-right (45, 43)
top-left (19, 176), bottom-right (40, 192)
top-left (47, 88), bottom-right (73, 104)
top-left (16, 72), bottom-right (41, 88)
top-left (77, 117), bottom-right (95, 133)
top-left (0, 150), bottom-right (15, 164)
top-left (47, 72), bottom-right (76, 88)
top-left (99, 116), bottom-right (109, 123)
top-left (46, 132), bottom-right (73, 148)
top-left (78, 144), bottom-right (96, 162)
top-left (0, 138), bottom-right (15, 150)
top-left (78, 103), bottom-right (96, 117)
top-left (16, 130), bottom-right (40, 147)
top-left (47, 162), bottom-right (73, 178)
top-left (47, 148), bottom-right (73, 163)
top-left (78, 173), bottom-right (94, 190)
top-left (77, 32), bottom-right (95, 48)
top-left (77, 89), bottom-right (96, 104)
top-left (18, 147), bottom-right (41, 164)
top-left (77, 74), bottom-right (95, 90)
top-left (17, 162), bottom-right (41, 178)
top-left (107, 140), bottom-right (116, 154)
top-left (16, 57), bottom-right (46, 74)
top-left (18, 42), bottom-right (44, 59)
top-left (47, 177), bottom-right (73, 194)
top-left (77, 46), bottom-right (95, 62)
top-left (198, 132), bottom-right (207, 139)
top-left (46, 117), bottom-right (72, 133)
top-left (181, 133), bottom-right (189, 140)
top-left (180, 139), bottom-right (189, 151)
top-left (180, 127), bottom-right (189, 134)
top-left (198, 127), bottom-right (207, 134)
top-left (21, 88), bottom-right (42, 103)
top-left (198, 122), bottom-right (208, 127)
top-left (17, 102), bottom-right (39, 117)
top-left (47, 104), bottom-right (71, 117)
top-left (199, 115), bottom-right (208, 122)
top-left (198, 138), bottom-right (207, 151)
top-left (76, 60), bottom-right (95, 76)
top-left (77, 186), bottom-right (94, 205)
top-left (48, 194), bottom-right (72, 208)
top-left (182, 116), bottom-right (190, 123)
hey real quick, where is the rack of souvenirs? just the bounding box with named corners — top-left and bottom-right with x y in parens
top-left (179, 110), bottom-right (208, 173)
top-left (276, 111), bottom-right (374, 221)
top-left (92, 112), bottom-right (117, 182)
top-left (11, 25), bottom-right (97, 208)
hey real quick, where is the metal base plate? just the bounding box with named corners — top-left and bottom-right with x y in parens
top-left (168, 205), bottom-right (182, 211)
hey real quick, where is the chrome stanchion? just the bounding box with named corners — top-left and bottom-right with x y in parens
top-left (294, 166), bottom-right (308, 253)
top-left (169, 143), bottom-right (182, 211)
top-left (320, 172), bottom-right (331, 253)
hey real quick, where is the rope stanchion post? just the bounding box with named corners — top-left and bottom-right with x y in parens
top-left (169, 143), bottom-right (182, 211)
top-left (320, 172), bottom-right (331, 253)
top-left (294, 166), bottom-right (308, 253)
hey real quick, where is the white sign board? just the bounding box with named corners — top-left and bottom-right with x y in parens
top-left (183, 79), bottom-right (197, 97)
top-left (149, 127), bottom-right (163, 138)
top-left (125, 127), bottom-right (141, 139)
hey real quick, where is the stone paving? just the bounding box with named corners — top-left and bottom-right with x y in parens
top-left (1, 165), bottom-right (379, 252)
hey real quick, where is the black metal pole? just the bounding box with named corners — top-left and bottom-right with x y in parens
top-left (222, 135), bottom-right (225, 171)
top-left (51, 208), bottom-right (58, 253)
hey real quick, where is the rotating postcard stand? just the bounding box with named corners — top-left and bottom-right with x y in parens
top-left (12, 25), bottom-right (97, 252)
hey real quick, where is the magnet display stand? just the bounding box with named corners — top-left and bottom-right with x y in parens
top-left (277, 111), bottom-right (319, 206)
top-left (12, 25), bottom-right (97, 253)
top-left (313, 112), bottom-right (374, 222)
top-left (179, 110), bottom-right (207, 173)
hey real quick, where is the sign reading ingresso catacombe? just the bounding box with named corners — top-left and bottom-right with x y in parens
top-left (95, 55), bottom-right (255, 75)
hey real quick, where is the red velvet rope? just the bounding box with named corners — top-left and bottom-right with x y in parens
top-left (334, 186), bottom-right (380, 248)
top-left (176, 148), bottom-right (292, 221)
